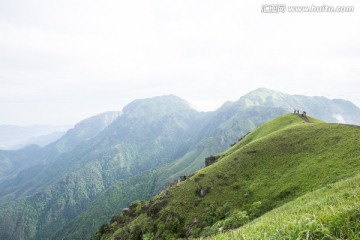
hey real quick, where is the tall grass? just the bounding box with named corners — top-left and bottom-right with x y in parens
top-left (207, 174), bottom-right (360, 239)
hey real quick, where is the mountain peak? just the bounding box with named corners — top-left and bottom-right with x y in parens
top-left (122, 94), bottom-right (197, 117)
top-left (228, 88), bottom-right (288, 110)
top-left (242, 88), bottom-right (286, 98)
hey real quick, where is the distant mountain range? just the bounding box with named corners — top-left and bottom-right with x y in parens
top-left (0, 88), bottom-right (359, 240)
top-left (0, 124), bottom-right (70, 150)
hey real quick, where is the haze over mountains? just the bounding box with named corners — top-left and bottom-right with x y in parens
top-left (0, 88), bottom-right (359, 240)
top-left (0, 125), bottom-right (70, 150)
top-left (94, 114), bottom-right (360, 239)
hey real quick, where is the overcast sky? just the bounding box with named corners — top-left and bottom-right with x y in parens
top-left (1, 0), bottom-right (359, 126)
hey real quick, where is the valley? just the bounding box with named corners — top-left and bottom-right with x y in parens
top-left (0, 89), bottom-right (359, 240)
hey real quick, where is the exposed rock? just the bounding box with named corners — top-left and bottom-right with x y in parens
top-left (122, 208), bottom-right (130, 215)
top-left (205, 155), bottom-right (220, 167)
top-left (129, 201), bottom-right (138, 210)
top-left (179, 175), bottom-right (187, 181)
top-left (146, 199), bottom-right (168, 218)
top-left (170, 180), bottom-right (178, 187)
top-left (177, 175), bottom-right (187, 186)
top-left (141, 204), bottom-right (149, 213)
top-left (196, 187), bottom-right (210, 197)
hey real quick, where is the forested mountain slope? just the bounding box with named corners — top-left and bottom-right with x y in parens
top-left (1, 89), bottom-right (360, 240)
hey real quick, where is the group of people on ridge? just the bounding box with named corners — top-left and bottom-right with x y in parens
top-left (294, 109), bottom-right (307, 117)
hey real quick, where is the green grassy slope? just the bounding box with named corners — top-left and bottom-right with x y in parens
top-left (208, 173), bottom-right (360, 239)
top-left (94, 114), bottom-right (360, 239)
top-left (56, 107), bottom-right (288, 240)
top-left (219, 114), bottom-right (323, 158)
top-left (3, 89), bottom-right (360, 240)
top-left (0, 98), bottom-right (290, 240)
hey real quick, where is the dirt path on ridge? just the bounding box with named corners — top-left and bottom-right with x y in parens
top-left (295, 114), bottom-right (311, 123)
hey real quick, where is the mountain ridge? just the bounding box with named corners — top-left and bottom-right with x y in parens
top-left (0, 89), bottom-right (360, 240)
top-left (93, 114), bottom-right (360, 239)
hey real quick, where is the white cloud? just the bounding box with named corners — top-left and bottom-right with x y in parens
top-left (0, 0), bottom-right (360, 125)
top-left (333, 114), bottom-right (346, 124)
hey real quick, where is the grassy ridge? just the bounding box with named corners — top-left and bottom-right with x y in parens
top-left (207, 173), bottom-right (360, 239)
top-left (165, 118), bottom-right (360, 228)
top-left (95, 114), bottom-right (360, 239)
top-left (220, 114), bottom-right (323, 158)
